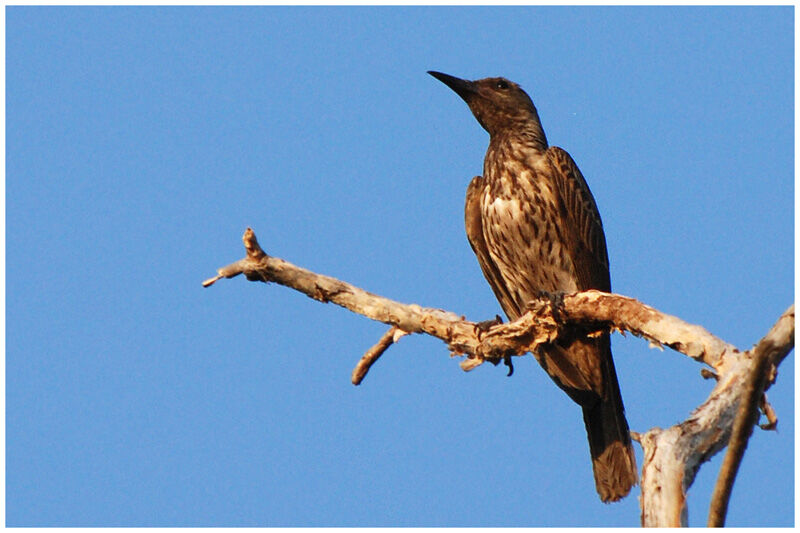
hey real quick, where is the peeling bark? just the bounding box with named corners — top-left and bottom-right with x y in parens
top-left (205, 228), bottom-right (794, 526)
top-left (638, 306), bottom-right (793, 526)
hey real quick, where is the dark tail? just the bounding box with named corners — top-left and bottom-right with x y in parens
top-left (581, 346), bottom-right (637, 503)
top-left (535, 335), bottom-right (638, 502)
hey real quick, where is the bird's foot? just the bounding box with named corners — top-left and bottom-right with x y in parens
top-left (529, 290), bottom-right (565, 324)
top-left (474, 314), bottom-right (503, 334)
top-left (473, 315), bottom-right (513, 376)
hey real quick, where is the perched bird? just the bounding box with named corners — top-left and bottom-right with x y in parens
top-left (429, 71), bottom-right (637, 502)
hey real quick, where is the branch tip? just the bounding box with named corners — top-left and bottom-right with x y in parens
top-left (460, 356), bottom-right (484, 372)
top-left (202, 275), bottom-right (222, 287)
top-left (243, 227), bottom-right (267, 259)
top-left (352, 326), bottom-right (407, 385)
top-left (758, 393), bottom-right (778, 431)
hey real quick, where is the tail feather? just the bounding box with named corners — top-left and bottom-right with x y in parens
top-left (533, 333), bottom-right (638, 502)
top-left (581, 344), bottom-right (637, 502)
top-left (582, 398), bottom-right (637, 502)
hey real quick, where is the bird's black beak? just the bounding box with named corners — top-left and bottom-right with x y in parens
top-left (428, 71), bottom-right (477, 102)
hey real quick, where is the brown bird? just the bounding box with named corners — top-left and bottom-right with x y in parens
top-left (429, 71), bottom-right (637, 502)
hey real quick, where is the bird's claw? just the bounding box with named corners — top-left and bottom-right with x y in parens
top-left (530, 290), bottom-right (565, 323)
top-left (474, 314), bottom-right (503, 335)
top-left (504, 354), bottom-right (514, 377)
top-left (473, 315), bottom-right (513, 375)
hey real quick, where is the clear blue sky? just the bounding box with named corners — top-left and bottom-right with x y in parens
top-left (6, 6), bottom-right (793, 527)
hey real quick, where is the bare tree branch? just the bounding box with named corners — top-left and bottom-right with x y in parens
top-left (204, 229), bottom-right (741, 371)
top-left (205, 228), bottom-right (794, 527)
top-left (639, 305), bottom-right (794, 527)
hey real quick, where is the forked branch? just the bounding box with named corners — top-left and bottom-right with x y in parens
top-left (205, 228), bottom-right (793, 527)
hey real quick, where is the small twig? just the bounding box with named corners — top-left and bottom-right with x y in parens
top-left (758, 393), bottom-right (778, 431)
top-left (202, 259), bottom-right (249, 287)
top-left (352, 326), bottom-right (408, 385)
top-left (202, 274), bottom-right (222, 287)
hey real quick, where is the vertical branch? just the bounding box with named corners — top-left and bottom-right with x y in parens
top-left (706, 306), bottom-right (794, 526)
top-left (706, 350), bottom-right (770, 526)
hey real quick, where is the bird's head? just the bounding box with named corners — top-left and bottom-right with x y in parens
top-left (428, 71), bottom-right (542, 138)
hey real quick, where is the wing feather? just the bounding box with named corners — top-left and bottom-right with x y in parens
top-left (546, 146), bottom-right (611, 292)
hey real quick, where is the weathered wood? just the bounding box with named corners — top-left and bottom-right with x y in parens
top-left (205, 228), bottom-right (794, 527)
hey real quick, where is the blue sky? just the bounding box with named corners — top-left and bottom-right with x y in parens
top-left (6, 6), bottom-right (793, 527)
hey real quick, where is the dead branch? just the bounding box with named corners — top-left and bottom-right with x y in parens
top-left (639, 305), bottom-right (794, 527)
top-left (204, 228), bottom-right (741, 372)
top-left (205, 228), bottom-right (794, 527)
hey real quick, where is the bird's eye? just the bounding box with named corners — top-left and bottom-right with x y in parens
top-left (496, 80), bottom-right (510, 90)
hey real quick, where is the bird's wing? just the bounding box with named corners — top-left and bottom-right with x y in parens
top-left (465, 176), bottom-right (520, 319)
top-left (546, 146), bottom-right (611, 292)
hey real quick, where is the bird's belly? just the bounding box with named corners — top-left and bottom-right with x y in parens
top-left (482, 194), bottom-right (578, 306)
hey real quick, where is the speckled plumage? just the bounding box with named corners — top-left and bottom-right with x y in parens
top-left (431, 71), bottom-right (637, 502)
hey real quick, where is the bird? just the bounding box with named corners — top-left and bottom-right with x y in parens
top-left (428, 71), bottom-right (637, 502)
